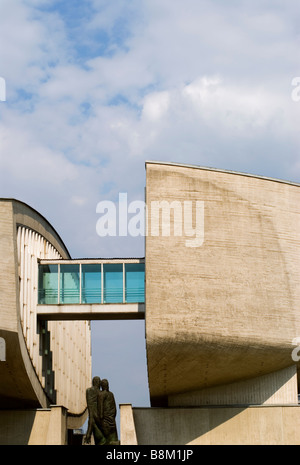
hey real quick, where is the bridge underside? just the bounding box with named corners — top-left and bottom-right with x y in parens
top-left (37, 303), bottom-right (145, 320)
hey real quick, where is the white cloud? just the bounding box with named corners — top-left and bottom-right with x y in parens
top-left (181, 77), bottom-right (293, 134)
top-left (0, 0), bottom-right (299, 259)
top-left (142, 91), bottom-right (170, 121)
top-left (0, 123), bottom-right (77, 183)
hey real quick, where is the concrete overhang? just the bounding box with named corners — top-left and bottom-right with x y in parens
top-left (37, 303), bottom-right (145, 321)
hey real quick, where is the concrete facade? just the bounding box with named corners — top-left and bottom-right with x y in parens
top-left (120, 403), bottom-right (300, 445)
top-left (145, 162), bottom-right (300, 408)
top-left (0, 199), bottom-right (92, 443)
top-left (117, 160), bottom-right (300, 445)
top-left (0, 406), bottom-right (68, 445)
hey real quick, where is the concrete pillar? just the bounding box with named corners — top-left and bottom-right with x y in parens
top-left (120, 404), bottom-right (138, 445)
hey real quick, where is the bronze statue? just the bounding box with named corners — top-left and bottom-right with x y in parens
top-left (84, 376), bottom-right (106, 445)
top-left (84, 376), bottom-right (119, 445)
top-left (98, 379), bottom-right (119, 445)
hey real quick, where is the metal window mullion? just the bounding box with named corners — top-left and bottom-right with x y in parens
top-left (123, 262), bottom-right (125, 303)
top-left (58, 264), bottom-right (60, 304)
top-left (79, 263), bottom-right (82, 304)
top-left (101, 263), bottom-right (104, 304)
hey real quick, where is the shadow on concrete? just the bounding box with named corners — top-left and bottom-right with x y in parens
top-left (132, 364), bottom-right (299, 445)
top-left (38, 321), bottom-right (57, 405)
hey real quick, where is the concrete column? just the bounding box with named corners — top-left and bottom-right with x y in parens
top-left (120, 404), bottom-right (138, 445)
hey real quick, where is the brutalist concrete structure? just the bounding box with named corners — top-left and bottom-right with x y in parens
top-left (2, 160), bottom-right (300, 445)
top-left (121, 161), bottom-right (300, 445)
top-left (0, 199), bottom-right (91, 444)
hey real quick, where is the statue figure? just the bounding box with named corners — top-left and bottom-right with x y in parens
top-left (98, 379), bottom-right (119, 445)
top-left (84, 376), bottom-right (106, 445)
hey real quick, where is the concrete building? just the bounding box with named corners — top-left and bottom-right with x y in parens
top-left (0, 199), bottom-right (92, 444)
top-left (1, 161), bottom-right (300, 444)
top-left (122, 161), bottom-right (300, 445)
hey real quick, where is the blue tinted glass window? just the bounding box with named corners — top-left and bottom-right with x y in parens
top-left (125, 263), bottom-right (145, 303)
top-left (38, 264), bottom-right (58, 304)
top-left (60, 264), bottom-right (80, 304)
top-left (103, 264), bottom-right (123, 303)
top-left (81, 264), bottom-right (101, 303)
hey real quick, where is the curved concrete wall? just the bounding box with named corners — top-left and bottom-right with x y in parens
top-left (145, 162), bottom-right (300, 406)
top-left (0, 199), bottom-right (91, 419)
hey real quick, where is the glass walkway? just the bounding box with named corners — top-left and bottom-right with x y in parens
top-left (37, 259), bottom-right (145, 321)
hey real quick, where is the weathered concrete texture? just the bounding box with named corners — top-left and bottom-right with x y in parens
top-left (145, 162), bottom-right (300, 406)
top-left (0, 200), bottom-right (45, 408)
top-left (120, 404), bottom-right (138, 445)
top-left (169, 365), bottom-right (298, 407)
top-left (129, 404), bottom-right (300, 445)
top-left (0, 406), bottom-right (68, 445)
top-left (0, 201), bottom-right (18, 333)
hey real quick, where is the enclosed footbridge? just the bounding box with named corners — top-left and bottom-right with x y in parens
top-left (37, 258), bottom-right (145, 321)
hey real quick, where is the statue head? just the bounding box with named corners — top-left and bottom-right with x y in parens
top-left (101, 379), bottom-right (109, 391)
top-left (92, 376), bottom-right (101, 388)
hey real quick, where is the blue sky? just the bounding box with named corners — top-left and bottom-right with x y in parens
top-left (0, 0), bottom-right (300, 431)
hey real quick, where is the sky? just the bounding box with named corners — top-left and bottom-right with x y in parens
top-left (0, 0), bottom-right (300, 432)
